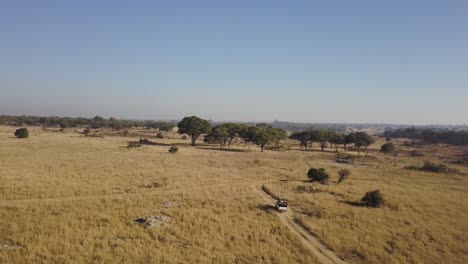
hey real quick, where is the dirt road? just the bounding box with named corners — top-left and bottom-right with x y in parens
top-left (252, 184), bottom-right (346, 264)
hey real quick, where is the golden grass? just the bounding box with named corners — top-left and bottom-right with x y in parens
top-left (1, 126), bottom-right (467, 263)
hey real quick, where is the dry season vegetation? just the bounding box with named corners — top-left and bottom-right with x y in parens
top-left (1, 125), bottom-right (468, 263)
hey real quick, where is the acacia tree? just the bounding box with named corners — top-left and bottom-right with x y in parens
top-left (177, 116), bottom-right (211, 146)
top-left (204, 125), bottom-right (229, 148)
top-left (290, 131), bottom-right (310, 150)
top-left (316, 130), bottom-right (330, 152)
top-left (253, 124), bottom-right (274, 152)
top-left (344, 132), bottom-right (357, 152)
top-left (222, 123), bottom-right (245, 147)
top-left (308, 130), bottom-right (321, 149)
top-left (355, 132), bottom-right (374, 155)
top-left (240, 126), bottom-right (258, 148)
top-left (240, 124), bottom-right (286, 152)
top-left (330, 133), bottom-right (345, 152)
top-left (381, 142), bottom-right (399, 166)
top-left (270, 128), bottom-right (288, 147)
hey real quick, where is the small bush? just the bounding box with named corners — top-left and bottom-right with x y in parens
top-left (181, 135), bottom-right (188, 140)
top-left (127, 142), bottom-right (141, 148)
top-left (420, 161), bottom-right (458, 174)
top-left (139, 138), bottom-right (156, 145)
top-left (337, 152), bottom-right (352, 160)
top-left (168, 146), bottom-right (178, 154)
top-left (156, 132), bottom-right (164, 139)
top-left (295, 185), bottom-right (322, 193)
top-left (361, 190), bottom-right (384, 208)
top-left (83, 128), bottom-right (91, 136)
top-left (14, 128), bottom-right (29, 138)
top-left (338, 169), bottom-right (351, 183)
top-left (307, 168), bottom-right (329, 184)
top-left (406, 161), bottom-right (459, 174)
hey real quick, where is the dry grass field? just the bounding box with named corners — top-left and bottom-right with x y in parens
top-left (1, 126), bottom-right (467, 263)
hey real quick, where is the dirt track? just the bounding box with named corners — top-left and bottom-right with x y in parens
top-left (252, 184), bottom-right (346, 264)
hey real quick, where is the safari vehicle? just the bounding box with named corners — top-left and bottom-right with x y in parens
top-left (275, 198), bottom-right (288, 212)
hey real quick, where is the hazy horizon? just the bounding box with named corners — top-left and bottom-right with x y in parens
top-left (1, 1), bottom-right (467, 125)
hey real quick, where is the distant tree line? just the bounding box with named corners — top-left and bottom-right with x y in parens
top-left (290, 130), bottom-right (374, 154)
top-left (177, 116), bottom-right (287, 151)
top-left (0, 115), bottom-right (176, 131)
top-left (383, 127), bottom-right (468, 146)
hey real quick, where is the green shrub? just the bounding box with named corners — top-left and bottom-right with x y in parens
top-left (181, 135), bottom-right (188, 140)
top-left (361, 190), bottom-right (384, 208)
top-left (168, 146), bottom-right (178, 154)
top-left (338, 169), bottom-right (351, 183)
top-left (156, 132), bottom-right (164, 139)
top-left (307, 168), bottom-right (329, 184)
top-left (14, 128), bottom-right (29, 138)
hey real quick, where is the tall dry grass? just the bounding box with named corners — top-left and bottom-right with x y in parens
top-left (0, 126), bottom-right (467, 263)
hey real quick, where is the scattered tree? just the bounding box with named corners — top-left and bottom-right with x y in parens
top-left (354, 132), bottom-right (374, 155)
top-left (338, 169), bottom-right (351, 182)
top-left (315, 130), bottom-right (330, 151)
top-left (204, 125), bottom-right (229, 148)
top-left (290, 131), bottom-right (310, 150)
top-left (381, 143), bottom-right (399, 166)
top-left (252, 124), bottom-right (275, 152)
top-left (222, 123), bottom-right (245, 147)
top-left (330, 133), bottom-right (345, 152)
top-left (177, 116), bottom-right (211, 146)
top-left (344, 132), bottom-right (357, 152)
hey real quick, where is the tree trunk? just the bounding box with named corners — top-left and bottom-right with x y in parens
top-left (344, 144), bottom-right (347, 152)
top-left (261, 144), bottom-right (265, 152)
top-left (191, 135), bottom-right (197, 146)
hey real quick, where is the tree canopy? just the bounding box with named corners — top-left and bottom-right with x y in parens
top-left (177, 116), bottom-right (212, 146)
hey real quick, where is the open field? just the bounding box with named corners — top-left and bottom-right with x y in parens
top-left (1, 126), bottom-right (468, 263)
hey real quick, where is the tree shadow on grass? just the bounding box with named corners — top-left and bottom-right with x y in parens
top-left (126, 140), bottom-right (190, 147)
top-left (195, 146), bottom-right (251, 153)
top-left (340, 200), bottom-right (366, 207)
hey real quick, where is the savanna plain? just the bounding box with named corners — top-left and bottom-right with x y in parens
top-left (1, 126), bottom-right (467, 264)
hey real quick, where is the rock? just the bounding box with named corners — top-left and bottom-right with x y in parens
top-left (0, 241), bottom-right (23, 250)
top-left (162, 201), bottom-right (176, 208)
top-left (135, 215), bottom-right (173, 229)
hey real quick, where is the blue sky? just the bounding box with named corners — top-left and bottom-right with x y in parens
top-left (1, 1), bottom-right (467, 124)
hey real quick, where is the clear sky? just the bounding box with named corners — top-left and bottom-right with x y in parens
top-left (1, 1), bottom-right (467, 125)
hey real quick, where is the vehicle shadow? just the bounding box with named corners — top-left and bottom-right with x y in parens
top-left (256, 204), bottom-right (276, 212)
